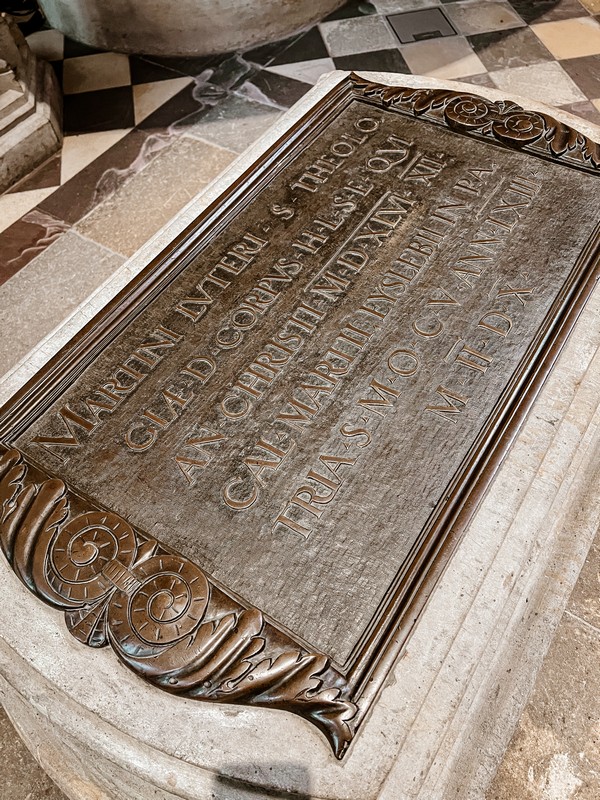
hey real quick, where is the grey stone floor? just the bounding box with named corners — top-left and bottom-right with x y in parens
top-left (0, 707), bottom-right (65, 799)
top-left (486, 528), bottom-right (600, 800)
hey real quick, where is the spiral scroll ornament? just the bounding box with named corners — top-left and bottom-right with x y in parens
top-left (0, 448), bottom-right (357, 758)
top-left (444, 96), bottom-right (493, 129)
top-left (108, 554), bottom-right (210, 657)
top-left (49, 511), bottom-right (136, 604)
top-left (492, 111), bottom-right (545, 144)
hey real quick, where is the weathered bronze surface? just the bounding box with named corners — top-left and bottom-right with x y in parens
top-left (1, 75), bottom-right (600, 757)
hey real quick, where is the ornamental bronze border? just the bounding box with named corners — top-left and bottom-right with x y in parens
top-left (0, 447), bottom-right (355, 756)
top-left (0, 75), bottom-right (599, 759)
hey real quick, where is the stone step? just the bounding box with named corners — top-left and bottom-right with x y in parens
top-left (0, 14), bottom-right (61, 192)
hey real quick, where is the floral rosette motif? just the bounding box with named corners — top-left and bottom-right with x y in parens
top-left (350, 74), bottom-right (600, 170)
top-left (443, 96), bottom-right (493, 129)
top-left (493, 111), bottom-right (545, 144)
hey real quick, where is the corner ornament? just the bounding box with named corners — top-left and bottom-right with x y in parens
top-left (350, 73), bottom-right (600, 171)
top-left (0, 448), bottom-right (357, 758)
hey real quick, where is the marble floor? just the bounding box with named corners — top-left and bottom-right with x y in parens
top-left (1, 0), bottom-right (600, 798)
top-left (3, 0), bottom-right (600, 374)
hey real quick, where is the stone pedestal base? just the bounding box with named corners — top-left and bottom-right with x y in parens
top-left (37, 0), bottom-right (346, 57)
top-left (0, 13), bottom-right (61, 193)
top-left (1, 72), bottom-right (600, 800)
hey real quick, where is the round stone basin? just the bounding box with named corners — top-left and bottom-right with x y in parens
top-left (36, 0), bottom-right (346, 56)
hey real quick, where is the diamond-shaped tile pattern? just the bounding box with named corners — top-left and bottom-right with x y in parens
top-left (18, 0), bottom-right (598, 172)
top-left (0, 14), bottom-right (600, 796)
top-left (1, 0), bottom-right (596, 293)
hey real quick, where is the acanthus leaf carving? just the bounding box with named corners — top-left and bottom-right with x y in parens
top-left (0, 447), bottom-right (357, 758)
top-left (350, 73), bottom-right (600, 171)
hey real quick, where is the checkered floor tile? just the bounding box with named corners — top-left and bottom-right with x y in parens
top-left (17, 2), bottom-right (600, 176)
top-left (3, 0), bottom-right (600, 277)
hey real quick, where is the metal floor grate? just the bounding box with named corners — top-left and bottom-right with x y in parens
top-left (387, 8), bottom-right (457, 44)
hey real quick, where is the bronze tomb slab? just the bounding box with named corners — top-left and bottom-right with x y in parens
top-left (1, 75), bottom-right (600, 758)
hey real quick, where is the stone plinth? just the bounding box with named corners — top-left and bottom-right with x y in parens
top-left (1, 72), bottom-right (600, 800)
top-left (0, 13), bottom-right (61, 193)
top-left (37, 0), bottom-right (346, 56)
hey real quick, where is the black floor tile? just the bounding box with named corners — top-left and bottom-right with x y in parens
top-left (468, 27), bottom-right (554, 71)
top-left (129, 55), bottom-right (189, 85)
top-left (14, 8), bottom-right (46, 37)
top-left (243, 35), bottom-right (299, 67)
top-left (39, 129), bottom-right (151, 224)
top-left (559, 99), bottom-right (600, 124)
top-left (0, 213), bottom-right (68, 285)
top-left (49, 59), bottom-right (63, 87)
top-left (136, 81), bottom-right (209, 132)
top-left (324, 0), bottom-right (378, 21)
top-left (507, 0), bottom-right (588, 24)
top-left (139, 53), bottom-right (223, 78)
top-left (334, 48), bottom-right (410, 73)
top-left (63, 36), bottom-right (104, 58)
top-left (63, 85), bottom-right (135, 134)
top-left (137, 54), bottom-right (258, 132)
top-left (246, 70), bottom-right (312, 108)
top-left (271, 27), bottom-right (329, 66)
top-left (462, 72), bottom-right (498, 89)
top-left (7, 152), bottom-right (62, 194)
top-left (210, 55), bottom-right (256, 91)
top-left (561, 54), bottom-right (600, 100)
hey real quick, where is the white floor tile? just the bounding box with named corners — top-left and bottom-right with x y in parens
top-left (60, 129), bottom-right (132, 184)
top-left (491, 61), bottom-right (588, 106)
top-left (0, 188), bottom-right (57, 234)
top-left (266, 58), bottom-right (337, 86)
top-left (132, 77), bottom-right (193, 125)
top-left (62, 53), bottom-right (131, 95)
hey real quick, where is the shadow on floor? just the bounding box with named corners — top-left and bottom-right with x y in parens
top-left (214, 763), bottom-right (312, 799)
top-left (0, 705), bottom-right (66, 800)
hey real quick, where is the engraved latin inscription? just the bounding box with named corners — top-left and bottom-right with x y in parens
top-left (16, 100), bottom-right (600, 665)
